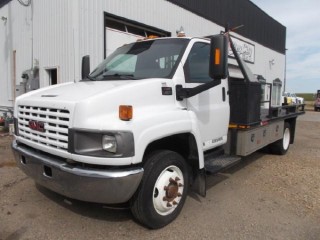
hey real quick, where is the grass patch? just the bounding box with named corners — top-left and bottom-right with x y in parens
top-left (296, 93), bottom-right (315, 101)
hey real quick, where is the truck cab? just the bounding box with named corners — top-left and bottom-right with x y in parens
top-left (12, 34), bottom-right (303, 229)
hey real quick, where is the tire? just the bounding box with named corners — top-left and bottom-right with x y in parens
top-left (270, 122), bottom-right (291, 155)
top-left (130, 150), bottom-right (189, 229)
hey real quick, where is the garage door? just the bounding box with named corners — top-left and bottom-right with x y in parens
top-left (105, 28), bottom-right (142, 57)
top-left (104, 13), bottom-right (171, 58)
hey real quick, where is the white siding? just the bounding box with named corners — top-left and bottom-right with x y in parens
top-left (0, 1), bottom-right (32, 107)
top-left (32, 0), bottom-right (76, 86)
top-left (0, 0), bottom-right (285, 107)
top-left (76, 0), bottom-right (223, 73)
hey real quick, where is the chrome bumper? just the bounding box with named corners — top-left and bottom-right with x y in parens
top-left (12, 140), bottom-right (143, 204)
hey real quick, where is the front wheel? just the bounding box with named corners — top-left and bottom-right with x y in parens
top-left (130, 150), bottom-right (189, 229)
top-left (270, 122), bottom-right (291, 155)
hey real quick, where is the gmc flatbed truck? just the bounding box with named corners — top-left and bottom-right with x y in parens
top-left (12, 32), bottom-right (304, 228)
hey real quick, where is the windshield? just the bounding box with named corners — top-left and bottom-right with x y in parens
top-left (89, 38), bottom-right (189, 81)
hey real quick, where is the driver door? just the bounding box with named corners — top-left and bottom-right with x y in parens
top-left (183, 41), bottom-right (229, 151)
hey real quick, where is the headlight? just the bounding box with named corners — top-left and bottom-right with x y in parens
top-left (69, 129), bottom-right (134, 158)
top-left (102, 135), bottom-right (117, 153)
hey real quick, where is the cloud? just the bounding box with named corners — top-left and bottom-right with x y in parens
top-left (251, 0), bottom-right (320, 93)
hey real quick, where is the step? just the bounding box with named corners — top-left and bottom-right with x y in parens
top-left (204, 154), bottom-right (241, 174)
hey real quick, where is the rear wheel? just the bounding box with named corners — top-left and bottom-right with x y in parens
top-left (270, 122), bottom-right (291, 155)
top-left (130, 150), bottom-right (189, 229)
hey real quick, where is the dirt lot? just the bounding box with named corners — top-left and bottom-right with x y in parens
top-left (0, 112), bottom-right (319, 240)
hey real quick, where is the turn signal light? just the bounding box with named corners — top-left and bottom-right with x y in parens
top-left (215, 48), bottom-right (221, 65)
top-left (119, 105), bottom-right (133, 121)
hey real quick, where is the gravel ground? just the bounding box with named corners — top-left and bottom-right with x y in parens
top-left (0, 111), bottom-right (319, 240)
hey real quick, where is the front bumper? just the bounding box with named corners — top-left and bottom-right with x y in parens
top-left (12, 140), bottom-right (144, 204)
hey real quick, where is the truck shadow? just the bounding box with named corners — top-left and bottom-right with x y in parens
top-left (35, 184), bottom-right (132, 222)
top-left (205, 152), bottom-right (265, 191)
top-left (35, 151), bottom-right (266, 221)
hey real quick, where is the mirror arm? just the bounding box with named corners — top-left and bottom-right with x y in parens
top-left (176, 80), bottom-right (221, 101)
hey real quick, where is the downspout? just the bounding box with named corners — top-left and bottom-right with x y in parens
top-left (31, 0), bottom-right (34, 69)
top-left (8, 2), bottom-right (14, 103)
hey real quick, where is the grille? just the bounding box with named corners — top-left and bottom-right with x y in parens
top-left (17, 105), bottom-right (70, 151)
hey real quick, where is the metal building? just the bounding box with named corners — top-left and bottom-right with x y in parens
top-left (0, 0), bottom-right (286, 111)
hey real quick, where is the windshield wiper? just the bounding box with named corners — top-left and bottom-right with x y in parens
top-left (102, 73), bottom-right (137, 80)
top-left (86, 75), bottom-right (96, 81)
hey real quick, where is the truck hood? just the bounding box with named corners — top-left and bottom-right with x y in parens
top-left (15, 78), bottom-right (176, 130)
top-left (19, 80), bottom-right (134, 103)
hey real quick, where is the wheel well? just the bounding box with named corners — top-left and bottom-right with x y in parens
top-left (143, 133), bottom-right (200, 170)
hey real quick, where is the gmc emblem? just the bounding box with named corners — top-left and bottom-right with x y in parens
top-left (29, 120), bottom-right (45, 132)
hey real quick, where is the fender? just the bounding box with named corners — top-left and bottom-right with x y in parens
top-left (133, 110), bottom-right (204, 168)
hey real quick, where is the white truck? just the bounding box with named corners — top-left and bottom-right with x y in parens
top-left (12, 33), bottom-right (304, 229)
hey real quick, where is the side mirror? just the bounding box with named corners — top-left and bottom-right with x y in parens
top-left (81, 55), bottom-right (90, 79)
top-left (209, 35), bottom-right (228, 80)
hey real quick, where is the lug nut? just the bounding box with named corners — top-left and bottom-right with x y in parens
top-left (169, 178), bottom-right (176, 183)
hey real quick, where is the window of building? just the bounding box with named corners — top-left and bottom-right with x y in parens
top-left (104, 12), bottom-right (172, 59)
top-left (105, 13), bottom-right (171, 38)
top-left (46, 68), bottom-right (58, 85)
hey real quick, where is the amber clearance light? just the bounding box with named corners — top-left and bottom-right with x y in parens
top-left (215, 48), bottom-right (221, 65)
top-left (119, 105), bottom-right (133, 121)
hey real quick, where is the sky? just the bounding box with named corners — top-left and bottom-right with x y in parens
top-left (250, 0), bottom-right (320, 93)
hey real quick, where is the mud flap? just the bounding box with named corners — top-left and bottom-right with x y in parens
top-left (191, 168), bottom-right (206, 197)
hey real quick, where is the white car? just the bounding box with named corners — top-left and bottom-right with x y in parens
top-left (282, 92), bottom-right (294, 105)
top-left (290, 93), bottom-right (304, 104)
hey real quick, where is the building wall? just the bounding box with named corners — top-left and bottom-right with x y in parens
top-left (0, 0), bottom-right (32, 108)
top-left (32, 0), bottom-right (77, 87)
top-left (75, 0), bottom-right (224, 80)
top-left (0, 0), bottom-right (285, 108)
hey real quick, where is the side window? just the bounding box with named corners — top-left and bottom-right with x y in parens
top-left (184, 42), bottom-right (212, 83)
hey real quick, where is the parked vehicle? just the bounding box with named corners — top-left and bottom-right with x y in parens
top-left (282, 92), bottom-right (304, 105)
top-left (12, 33), bottom-right (304, 228)
top-left (315, 90), bottom-right (320, 111)
top-left (291, 93), bottom-right (304, 104)
top-left (282, 92), bottom-right (293, 105)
